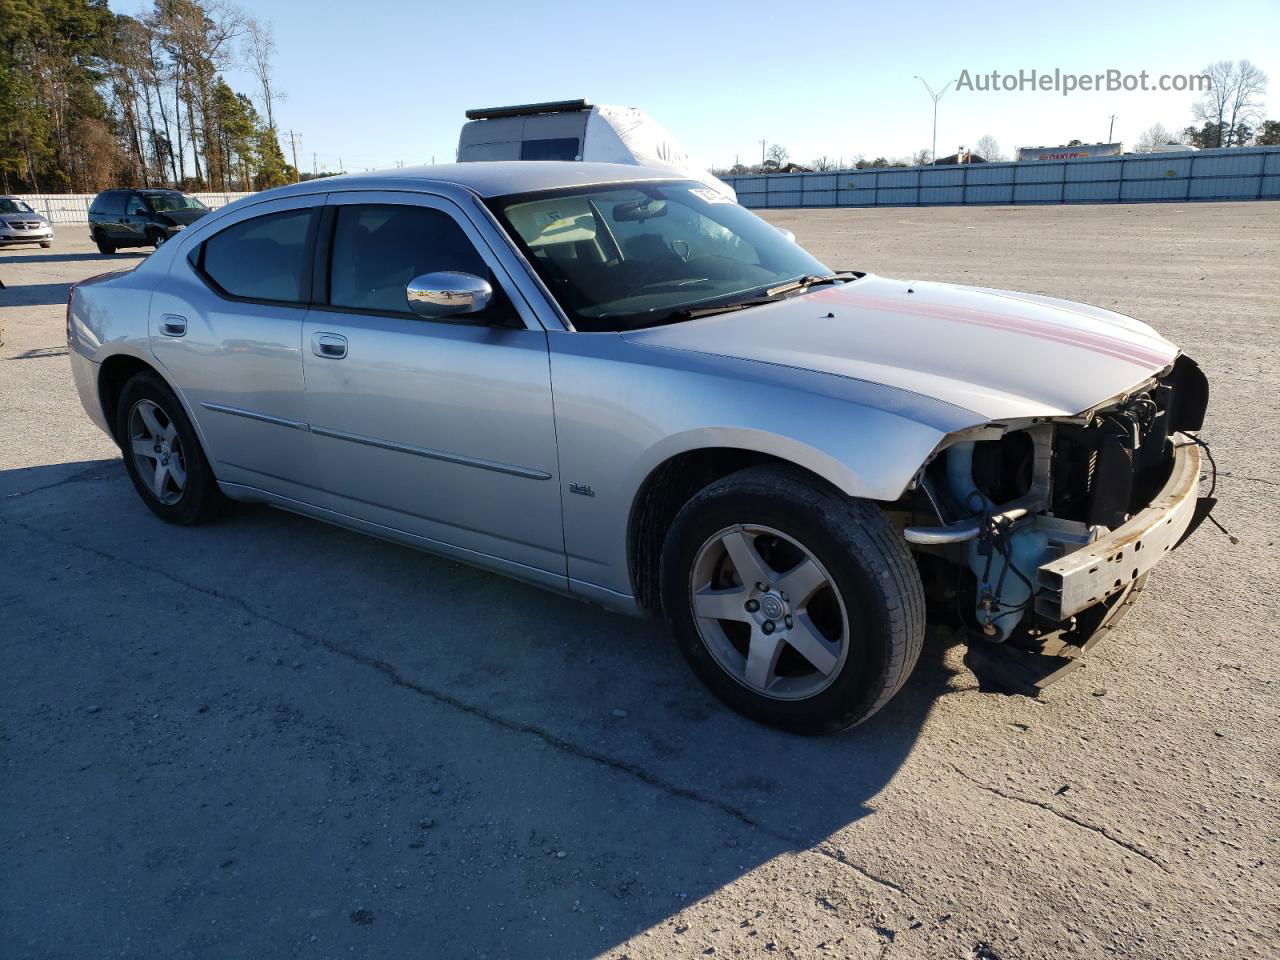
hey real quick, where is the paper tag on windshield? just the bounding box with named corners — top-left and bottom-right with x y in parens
top-left (690, 188), bottom-right (733, 204)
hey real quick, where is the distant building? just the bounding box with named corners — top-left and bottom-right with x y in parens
top-left (1016, 143), bottom-right (1122, 162)
top-left (933, 149), bottom-right (987, 165)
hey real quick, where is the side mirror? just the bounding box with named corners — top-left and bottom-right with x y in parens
top-left (406, 271), bottom-right (493, 319)
top-left (775, 226), bottom-right (796, 244)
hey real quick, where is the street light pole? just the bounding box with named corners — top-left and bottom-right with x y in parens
top-left (914, 76), bottom-right (954, 164)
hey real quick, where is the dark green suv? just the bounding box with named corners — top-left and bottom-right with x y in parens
top-left (87, 189), bottom-right (211, 254)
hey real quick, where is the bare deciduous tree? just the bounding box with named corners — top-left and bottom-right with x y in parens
top-left (974, 134), bottom-right (1004, 161)
top-left (1194, 60), bottom-right (1269, 147)
top-left (1134, 123), bottom-right (1182, 152)
top-left (765, 143), bottom-right (789, 166)
top-left (1223, 60), bottom-right (1267, 146)
top-left (244, 18), bottom-right (283, 134)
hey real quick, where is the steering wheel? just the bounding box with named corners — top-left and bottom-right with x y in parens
top-left (670, 240), bottom-right (691, 262)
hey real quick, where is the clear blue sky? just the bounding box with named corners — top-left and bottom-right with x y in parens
top-left (109, 0), bottom-right (1280, 170)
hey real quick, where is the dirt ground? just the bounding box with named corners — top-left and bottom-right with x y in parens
top-left (1, 203), bottom-right (1277, 960)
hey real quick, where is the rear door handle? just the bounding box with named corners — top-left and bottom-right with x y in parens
top-left (160, 315), bottom-right (187, 337)
top-left (311, 332), bottom-right (348, 359)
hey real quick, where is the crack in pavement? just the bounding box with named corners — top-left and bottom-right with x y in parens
top-left (2, 463), bottom-right (117, 502)
top-left (3, 514), bottom-right (916, 903)
top-left (1220, 474), bottom-right (1279, 487)
top-left (947, 763), bottom-right (1171, 874)
top-left (812, 844), bottom-right (908, 895)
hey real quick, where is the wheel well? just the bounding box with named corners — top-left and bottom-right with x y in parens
top-left (627, 448), bottom-right (835, 615)
top-left (97, 354), bottom-right (158, 444)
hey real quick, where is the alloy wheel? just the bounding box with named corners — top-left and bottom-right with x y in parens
top-left (128, 399), bottom-right (187, 505)
top-left (688, 524), bottom-right (850, 700)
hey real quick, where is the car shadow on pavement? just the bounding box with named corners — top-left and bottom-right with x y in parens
top-left (1, 459), bottom-right (959, 959)
top-left (2, 345), bottom-right (70, 360)
top-left (0, 281), bottom-right (75, 307)
top-left (0, 251), bottom-right (144, 266)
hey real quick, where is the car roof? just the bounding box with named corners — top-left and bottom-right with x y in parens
top-left (264, 161), bottom-right (682, 201)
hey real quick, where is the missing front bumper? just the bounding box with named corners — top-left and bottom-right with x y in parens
top-left (1035, 437), bottom-right (1202, 621)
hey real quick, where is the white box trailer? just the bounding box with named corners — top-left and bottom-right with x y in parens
top-left (457, 99), bottom-right (736, 200)
top-left (1016, 142), bottom-right (1123, 162)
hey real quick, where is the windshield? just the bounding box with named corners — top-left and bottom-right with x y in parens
top-left (144, 193), bottom-right (207, 213)
top-left (490, 182), bottom-right (833, 331)
top-left (0, 198), bottom-right (35, 215)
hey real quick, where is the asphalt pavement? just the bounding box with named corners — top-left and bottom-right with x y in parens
top-left (2, 203), bottom-right (1277, 959)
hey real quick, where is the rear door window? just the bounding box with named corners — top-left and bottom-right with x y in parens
top-left (125, 194), bottom-right (148, 216)
top-left (196, 209), bottom-right (316, 303)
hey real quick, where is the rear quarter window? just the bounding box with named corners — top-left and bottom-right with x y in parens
top-left (194, 209), bottom-right (316, 303)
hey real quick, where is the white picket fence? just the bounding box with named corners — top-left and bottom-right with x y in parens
top-left (9, 192), bottom-right (256, 224)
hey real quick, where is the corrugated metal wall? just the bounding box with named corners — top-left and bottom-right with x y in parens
top-left (9, 192), bottom-right (255, 225)
top-left (723, 147), bottom-right (1280, 209)
top-left (15, 149), bottom-right (1279, 220)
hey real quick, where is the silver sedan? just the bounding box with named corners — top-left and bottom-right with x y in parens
top-left (67, 162), bottom-right (1208, 733)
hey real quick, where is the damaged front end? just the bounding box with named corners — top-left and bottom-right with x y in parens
top-left (903, 355), bottom-right (1209, 644)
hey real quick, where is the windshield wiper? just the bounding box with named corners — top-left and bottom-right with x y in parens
top-left (625, 273), bottom-right (862, 327)
top-left (765, 271), bottom-right (860, 297)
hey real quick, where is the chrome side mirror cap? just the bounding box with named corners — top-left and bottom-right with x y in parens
top-left (775, 226), bottom-right (796, 243)
top-left (406, 271), bottom-right (493, 319)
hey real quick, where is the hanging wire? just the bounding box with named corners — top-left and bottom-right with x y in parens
top-left (1185, 432), bottom-right (1238, 544)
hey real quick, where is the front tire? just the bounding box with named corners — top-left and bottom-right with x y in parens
top-left (115, 372), bottom-right (224, 525)
top-left (660, 466), bottom-right (925, 735)
top-left (40, 240), bottom-right (51, 248)
top-left (149, 229), bottom-right (167, 248)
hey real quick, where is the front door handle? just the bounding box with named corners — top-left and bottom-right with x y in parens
top-left (159, 315), bottom-right (187, 337)
top-left (311, 332), bottom-right (348, 359)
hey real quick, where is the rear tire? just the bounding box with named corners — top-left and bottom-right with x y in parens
top-left (660, 466), bottom-right (925, 735)
top-left (94, 232), bottom-right (115, 255)
top-left (115, 372), bottom-right (224, 525)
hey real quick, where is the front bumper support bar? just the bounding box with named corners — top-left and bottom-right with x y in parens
top-left (1035, 438), bottom-right (1201, 621)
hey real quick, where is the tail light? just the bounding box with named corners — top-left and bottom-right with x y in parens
top-left (66, 283), bottom-right (77, 340)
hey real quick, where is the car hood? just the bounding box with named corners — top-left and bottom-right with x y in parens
top-left (623, 274), bottom-right (1179, 420)
top-left (3, 210), bottom-right (46, 223)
